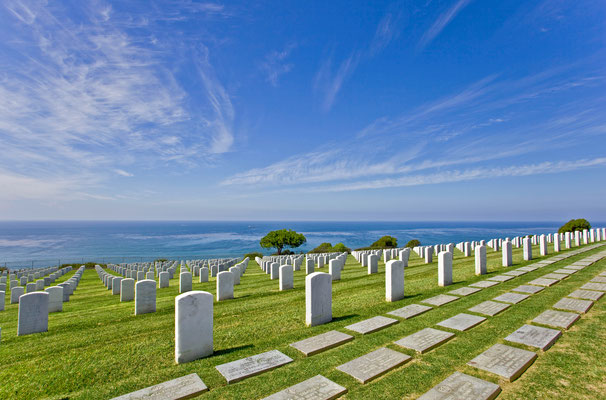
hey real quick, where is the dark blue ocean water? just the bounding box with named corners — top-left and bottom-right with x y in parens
top-left (0, 220), bottom-right (595, 268)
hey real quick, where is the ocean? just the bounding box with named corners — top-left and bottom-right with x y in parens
top-left (0, 220), bottom-right (591, 269)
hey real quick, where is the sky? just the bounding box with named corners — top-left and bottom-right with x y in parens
top-left (0, 0), bottom-right (605, 221)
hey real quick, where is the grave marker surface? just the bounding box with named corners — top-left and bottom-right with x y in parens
top-left (553, 298), bottom-right (593, 313)
top-left (262, 375), bottom-right (347, 400)
top-left (436, 313), bottom-right (486, 331)
top-left (527, 278), bottom-right (558, 287)
top-left (511, 285), bottom-right (544, 294)
top-left (385, 260), bottom-right (404, 302)
top-left (492, 292), bottom-right (529, 304)
top-left (486, 275), bottom-right (515, 282)
top-left (394, 327), bottom-right (454, 353)
top-left (447, 287), bottom-right (481, 296)
top-left (468, 301), bottom-right (510, 316)
top-left (567, 289), bottom-right (604, 301)
top-left (421, 294), bottom-right (458, 307)
top-left (18, 292), bottom-right (49, 336)
top-left (469, 280), bottom-right (499, 289)
top-left (417, 372), bottom-right (501, 400)
top-left (11, 286), bottom-right (24, 304)
top-left (290, 330), bottom-right (353, 356)
top-left (532, 309), bottom-right (580, 329)
top-left (111, 373), bottom-right (208, 400)
top-left (504, 324), bottom-right (562, 351)
top-left (387, 304), bottom-right (432, 319)
top-left (336, 347), bottom-right (411, 384)
top-left (580, 282), bottom-right (606, 291)
top-left (215, 350), bottom-right (293, 384)
top-left (467, 343), bottom-right (537, 381)
top-left (344, 316), bottom-right (398, 335)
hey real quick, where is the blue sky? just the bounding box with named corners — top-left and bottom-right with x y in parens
top-left (0, 0), bottom-right (605, 221)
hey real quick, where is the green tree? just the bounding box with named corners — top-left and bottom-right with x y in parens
top-left (370, 235), bottom-right (398, 248)
top-left (308, 242), bottom-right (334, 253)
top-left (332, 242), bottom-right (352, 253)
top-left (260, 229), bottom-right (307, 255)
top-left (405, 239), bottom-right (421, 248)
top-left (558, 219), bottom-right (591, 234)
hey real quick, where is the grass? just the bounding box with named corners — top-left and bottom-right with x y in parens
top-left (1, 242), bottom-right (605, 399)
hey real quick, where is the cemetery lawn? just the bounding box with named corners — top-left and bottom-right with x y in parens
top-left (1, 243), bottom-right (605, 399)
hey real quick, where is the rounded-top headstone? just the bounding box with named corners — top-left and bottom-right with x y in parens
top-left (175, 291), bottom-right (214, 364)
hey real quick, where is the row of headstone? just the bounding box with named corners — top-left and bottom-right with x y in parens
top-left (14, 266), bottom-right (84, 336)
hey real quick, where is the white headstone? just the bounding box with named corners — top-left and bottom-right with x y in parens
top-left (216, 271), bottom-right (234, 301)
top-left (121, 278), bottom-right (135, 302)
top-left (438, 251), bottom-right (453, 287)
top-left (475, 245), bottom-right (487, 275)
top-left (135, 280), bottom-right (156, 315)
top-left (45, 286), bottom-right (63, 312)
top-left (199, 267), bottom-right (209, 283)
top-left (386, 260), bottom-right (404, 302)
top-left (306, 272), bottom-right (332, 327)
top-left (502, 241), bottom-right (513, 267)
top-left (175, 291), bottom-right (213, 364)
top-left (279, 265), bottom-right (294, 290)
top-left (180, 272), bottom-right (193, 293)
top-left (18, 292), bottom-right (49, 336)
top-left (159, 272), bottom-right (169, 288)
top-left (329, 260), bottom-right (341, 281)
top-left (367, 254), bottom-right (378, 274)
top-left (523, 237), bottom-right (532, 260)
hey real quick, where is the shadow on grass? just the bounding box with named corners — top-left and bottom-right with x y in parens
top-left (214, 343), bottom-right (255, 357)
top-left (331, 314), bottom-right (358, 323)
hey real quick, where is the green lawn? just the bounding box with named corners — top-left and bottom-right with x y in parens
top-left (1, 242), bottom-right (605, 399)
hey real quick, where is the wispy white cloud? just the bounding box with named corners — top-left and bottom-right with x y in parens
top-left (260, 44), bottom-right (295, 87)
top-left (114, 169), bottom-right (134, 177)
top-left (418, 0), bottom-right (473, 50)
top-left (314, 51), bottom-right (361, 112)
top-left (312, 158), bottom-right (606, 192)
top-left (370, 8), bottom-right (404, 55)
top-left (0, 1), bottom-right (236, 199)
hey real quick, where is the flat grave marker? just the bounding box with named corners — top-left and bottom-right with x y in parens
top-left (532, 310), bottom-right (580, 329)
top-left (344, 316), bottom-right (398, 335)
top-left (511, 285), bottom-right (544, 294)
top-left (111, 373), bottom-right (208, 400)
top-left (553, 298), bottom-right (593, 314)
top-left (502, 270), bottom-right (527, 277)
top-left (567, 289), bottom-right (604, 301)
top-left (527, 278), bottom-right (558, 287)
top-left (336, 347), bottom-right (411, 384)
top-left (580, 282), bottom-right (606, 292)
top-left (492, 292), bottom-right (529, 304)
top-left (469, 280), bottom-right (500, 289)
top-left (436, 313), bottom-right (486, 331)
top-left (421, 294), bottom-right (459, 307)
top-left (290, 331), bottom-right (353, 357)
top-left (394, 328), bottom-right (455, 353)
top-left (262, 375), bottom-right (347, 400)
top-left (215, 350), bottom-right (293, 384)
top-left (387, 304), bottom-right (432, 319)
top-left (541, 273), bottom-right (567, 281)
top-left (467, 343), bottom-right (537, 382)
top-left (468, 301), bottom-right (510, 316)
top-left (417, 371), bottom-right (501, 400)
top-left (590, 276), bottom-right (606, 284)
top-left (486, 275), bottom-right (515, 282)
top-left (448, 287), bottom-right (481, 296)
top-left (504, 324), bottom-right (562, 351)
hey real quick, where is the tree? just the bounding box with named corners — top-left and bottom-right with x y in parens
top-left (370, 235), bottom-right (398, 248)
top-left (260, 229), bottom-right (307, 255)
top-left (332, 242), bottom-right (352, 253)
top-left (558, 219), bottom-right (591, 234)
top-left (405, 239), bottom-right (421, 248)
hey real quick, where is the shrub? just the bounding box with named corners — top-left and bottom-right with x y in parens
top-left (308, 242), bottom-right (352, 254)
top-left (243, 252), bottom-right (263, 260)
top-left (370, 235), bottom-right (398, 248)
top-left (558, 219), bottom-right (591, 234)
top-left (405, 239), bottom-right (421, 248)
top-left (332, 242), bottom-right (352, 253)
